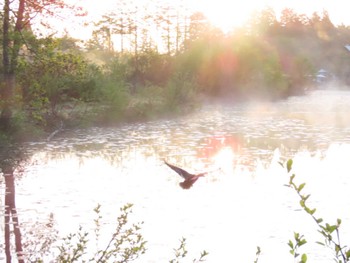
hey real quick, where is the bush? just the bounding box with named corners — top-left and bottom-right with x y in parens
top-left (281, 159), bottom-right (350, 263)
top-left (97, 79), bottom-right (130, 124)
top-left (56, 204), bottom-right (146, 263)
top-left (164, 72), bottom-right (197, 113)
top-left (22, 204), bottom-right (208, 262)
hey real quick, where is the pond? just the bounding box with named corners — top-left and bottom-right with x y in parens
top-left (2, 89), bottom-right (350, 262)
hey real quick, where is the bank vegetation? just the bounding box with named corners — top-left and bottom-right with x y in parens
top-left (1, 2), bottom-right (350, 140)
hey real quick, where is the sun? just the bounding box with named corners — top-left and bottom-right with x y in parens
top-left (212, 147), bottom-right (235, 174)
top-left (194, 0), bottom-right (263, 32)
top-left (73, 0), bottom-right (263, 38)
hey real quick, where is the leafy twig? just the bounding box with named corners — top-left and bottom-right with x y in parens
top-left (283, 159), bottom-right (350, 263)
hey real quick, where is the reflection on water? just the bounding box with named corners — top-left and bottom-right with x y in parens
top-left (2, 90), bottom-right (350, 262)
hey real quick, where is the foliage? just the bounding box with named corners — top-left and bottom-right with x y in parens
top-left (282, 159), bottom-right (350, 263)
top-left (102, 55), bottom-right (135, 82)
top-left (14, 37), bottom-right (102, 129)
top-left (19, 39), bottom-right (100, 107)
top-left (25, 81), bottom-right (50, 126)
top-left (125, 84), bottom-right (165, 120)
top-left (288, 232), bottom-right (308, 263)
top-left (98, 78), bottom-right (130, 122)
top-left (2, 0), bottom-right (350, 136)
top-left (254, 246), bottom-right (261, 263)
top-left (22, 204), bottom-right (207, 262)
top-left (22, 213), bottom-right (58, 262)
top-left (169, 237), bottom-right (209, 263)
top-left (164, 72), bottom-right (197, 112)
top-left (135, 51), bottom-right (174, 86)
top-left (55, 203), bottom-right (146, 263)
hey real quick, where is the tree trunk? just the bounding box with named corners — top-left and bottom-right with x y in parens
top-left (1, 0), bottom-right (12, 130)
top-left (1, 0), bottom-right (25, 131)
top-left (0, 73), bottom-right (15, 131)
top-left (2, 1), bottom-right (26, 261)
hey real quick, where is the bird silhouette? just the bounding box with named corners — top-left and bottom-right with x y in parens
top-left (164, 160), bottom-right (206, 189)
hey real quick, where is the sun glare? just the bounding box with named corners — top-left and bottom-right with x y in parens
top-left (194, 0), bottom-right (350, 32)
top-left (195, 0), bottom-right (264, 32)
top-left (73, 0), bottom-right (261, 38)
top-left (212, 147), bottom-right (235, 174)
top-left (65, 0), bottom-right (350, 42)
top-left (64, 0), bottom-right (350, 45)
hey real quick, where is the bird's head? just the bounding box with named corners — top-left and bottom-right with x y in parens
top-left (197, 172), bottom-right (206, 177)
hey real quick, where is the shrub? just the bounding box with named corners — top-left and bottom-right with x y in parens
top-left (55, 204), bottom-right (146, 262)
top-left (24, 203), bottom-right (208, 262)
top-left (282, 159), bottom-right (350, 263)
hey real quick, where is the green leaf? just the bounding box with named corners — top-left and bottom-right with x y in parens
top-left (294, 232), bottom-right (300, 240)
top-left (298, 183), bottom-right (306, 192)
top-left (289, 174), bottom-right (295, 185)
top-left (301, 253), bottom-right (308, 263)
top-left (335, 244), bottom-right (340, 253)
top-left (337, 218), bottom-right (342, 226)
top-left (287, 159), bottom-right (293, 173)
top-left (305, 207), bottom-right (315, 215)
top-left (326, 224), bottom-right (337, 233)
top-left (316, 241), bottom-right (325, 246)
top-left (316, 218), bottom-right (323, 224)
top-left (299, 239), bottom-right (307, 246)
top-left (302, 194), bottom-right (311, 201)
top-left (288, 240), bottom-right (294, 249)
top-left (345, 249), bottom-right (350, 259)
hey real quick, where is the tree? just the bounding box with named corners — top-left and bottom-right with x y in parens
top-left (156, 2), bottom-right (177, 55)
top-left (92, 18), bottom-right (114, 52)
top-left (1, 1), bottom-right (84, 262)
top-left (279, 8), bottom-right (307, 35)
top-left (91, 0), bottom-right (134, 54)
top-left (312, 10), bottom-right (336, 41)
top-left (188, 12), bottom-right (211, 46)
top-left (18, 38), bottom-right (100, 123)
top-left (1, 0), bottom-right (79, 131)
top-left (1, 0), bottom-right (24, 131)
top-left (247, 7), bottom-right (279, 36)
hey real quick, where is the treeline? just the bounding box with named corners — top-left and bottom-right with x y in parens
top-left (2, 2), bottom-right (350, 138)
top-left (84, 4), bottom-right (350, 99)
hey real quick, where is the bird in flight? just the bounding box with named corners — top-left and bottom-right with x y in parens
top-left (164, 160), bottom-right (207, 189)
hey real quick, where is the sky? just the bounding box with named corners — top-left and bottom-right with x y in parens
top-left (64, 0), bottom-right (350, 40)
top-left (197, 0), bottom-right (350, 31)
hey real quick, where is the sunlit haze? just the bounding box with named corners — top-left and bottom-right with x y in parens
top-left (197, 0), bottom-right (350, 31)
top-left (65, 0), bottom-right (350, 39)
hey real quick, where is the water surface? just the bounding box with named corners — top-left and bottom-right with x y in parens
top-left (2, 90), bottom-right (350, 262)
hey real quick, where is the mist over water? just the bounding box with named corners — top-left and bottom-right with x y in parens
top-left (2, 89), bottom-right (350, 262)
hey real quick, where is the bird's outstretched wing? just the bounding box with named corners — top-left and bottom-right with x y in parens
top-left (164, 161), bottom-right (193, 179)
